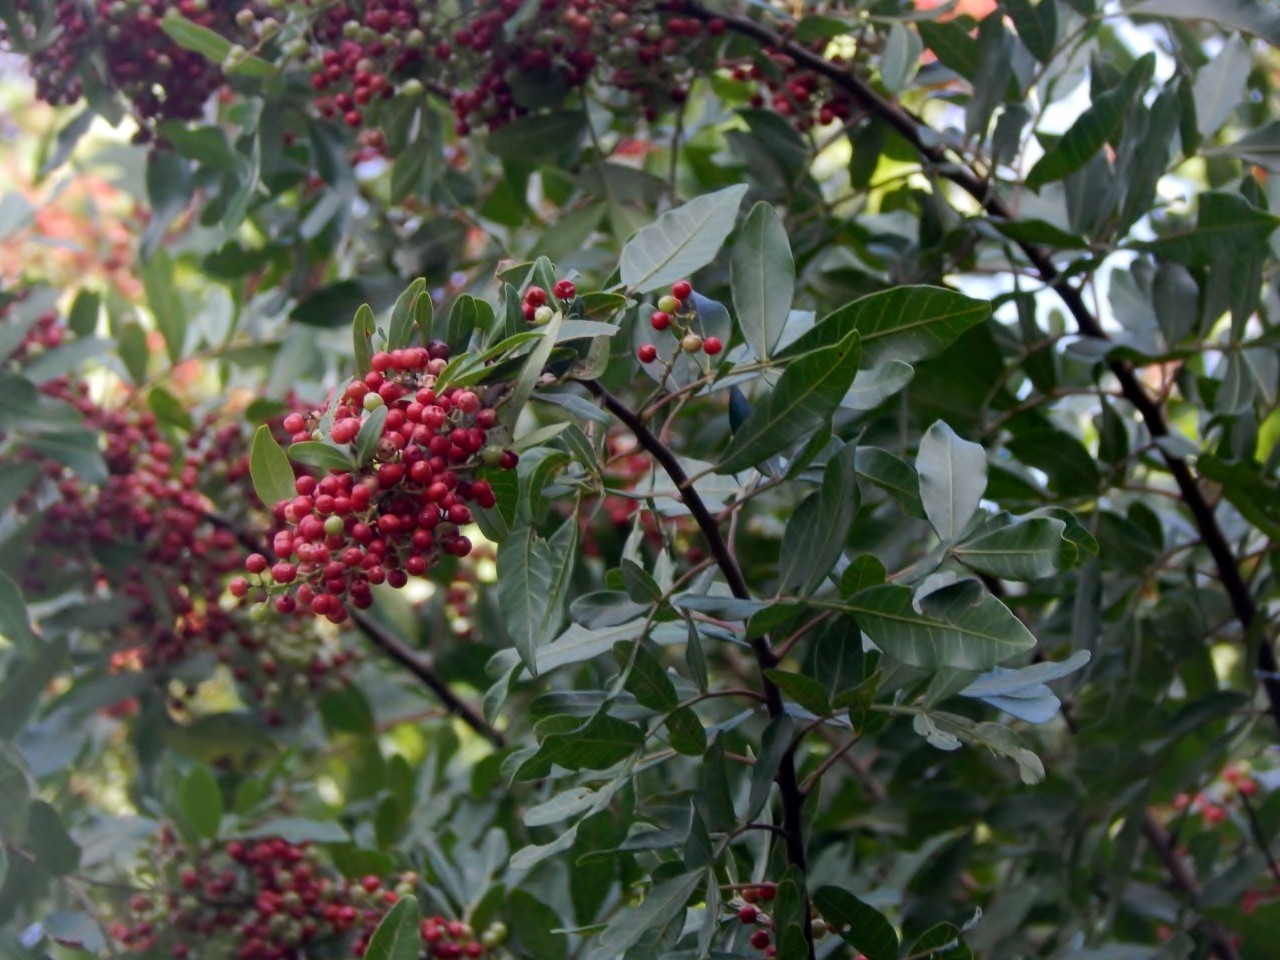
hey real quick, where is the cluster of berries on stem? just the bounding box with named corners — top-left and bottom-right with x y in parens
top-left (521, 278), bottom-right (576, 325)
top-left (240, 341), bottom-right (516, 621)
top-left (111, 829), bottom-right (506, 958)
top-left (637, 279), bottom-right (721, 366)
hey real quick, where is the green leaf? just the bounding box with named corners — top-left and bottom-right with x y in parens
top-left (585, 870), bottom-right (704, 960)
top-left (779, 286), bottom-right (989, 367)
top-left (665, 707), bottom-right (707, 757)
top-left (765, 670), bottom-right (832, 716)
top-left (746, 714), bottom-right (794, 822)
top-left (67, 288), bottom-right (100, 338)
top-left (180, 766), bottom-right (223, 840)
top-left (505, 890), bottom-right (568, 960)
top-left (908, 923), bottom-right (971, 960)
top-left (352, 303), bottom-right (376, 375)
top-left (354, 406), bottom-right (388, 467)
top-left (620, 184), bottom-right (748, 294)
top-left (918, 19), bottom-right (982, 81)
top-left (917, 421), bottom-right (987, 542)
top-left (1026, 54), bottom-right (1155, 190)
top-left (148, 386), bottom-right (193, 431)
top-left (1140, 191), bottom-right (1280, 267)
top-left (855, 447), bottom-right (926, 517)
top-left (527, 712), bottom-right (644, 775)
top-left (288, 441), bottom-right (354, 472)
top-left (953, 516), bottom-right (1071, 580)
top-left (1001, 0), bottom-right (1057, 62)
top-left (413, 286), bottom-right (434, 347)
top-left (838, 580), bottom-right (1035, 670)
top-left (616, 642), bottom-right (678, 712)
top-left (250, 424), bottom-right (296, 508)
top-left (779, 443), bottom-right (858, 595)
top-left (497, 525), bottom-right (555, 674)
top-left (387, 278), bottom-right (426, 351)
top-left (363, 895), bottom-right (420, 960)
top-left (1131, 0), bottom-right (1280, 47)
top-left (25, 801), bottom-right (80, 876)
top-left (731, 201), bottom-right (793, 361)
top-left (23, 431), bottom-right (107, 484)
top-left (504, 312), bottom-right (562, 435)
top-left (718, 330), bottom-right (860, 474)
top-left (0, 572), bottom-right (37, 651)
top-left (812, 886), bottom-right (899, 960)
top-left (159, 14), bottom-right (273, 76)
top-left (486, 110), bottom-right (587, 162)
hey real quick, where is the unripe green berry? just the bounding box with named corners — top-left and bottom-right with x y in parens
top-left (324, 515), bottom-right (345, 536)
top-left (363, 392), bottom-right (385, 411)
top-left (657, 294), bottom-right (680, 313)
top-left (533, 305), bottom-right (554, 325)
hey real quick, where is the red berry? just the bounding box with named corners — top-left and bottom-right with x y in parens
top-left (553, 279), bottom-right (576, 299)
top-left (650, 310), bottom-right (671, 330)
top-left (757, 883), bottom-right (776, 901)
top-left (750, 929), bottom-right (771, 949)
top-left (671, 279), bottom-right (692, 300)
top-left (524, 286), bottom-right (547, 307)
top-left (703, 336), bottom-right (723, 355)
top-left (246, 553), bottom-right (268, 574)
top-left (738, 906), bottom-right (758, 924)
top-left (637, 344), bottom-right (658, 363)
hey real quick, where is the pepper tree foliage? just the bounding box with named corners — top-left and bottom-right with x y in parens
top-left (2, 0), bottom-right (1280, 958)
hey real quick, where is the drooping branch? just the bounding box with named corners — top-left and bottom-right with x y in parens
top-left (672, 0), bottom-right (1280, 738)
top-left (202, 512), bottom-right (504, 747)
top-left (583, 379), bottom-right (816, 959)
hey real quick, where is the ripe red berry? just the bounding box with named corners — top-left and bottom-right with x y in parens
top-left (650, 310), bottom-right (671, 331)
top-left (757, 883), bottom-right (776, 901)
top-left (703, 336), bottom-right (723, 355)
top-left (738, 906), bottom-right (758, 924)
top-left (553, 279), bottom-right (576, 300)
top-left (637, 344), bottom-right (658, 363)
top-left (671, 279), bottom-right (692, 300)
top-left (524, 286), bottom-right (547, 307)
top-left (750, 929), bottom-right (771, 949)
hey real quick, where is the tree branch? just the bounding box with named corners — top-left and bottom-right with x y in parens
top-left (1141, 811), bottom-right (1241, 960)
top-left (201, 512), bottom-right (504, 747)
top-left (582, 378), bottom-right (816, 959)
top-left (674, 0), bottom-right (1280, 738)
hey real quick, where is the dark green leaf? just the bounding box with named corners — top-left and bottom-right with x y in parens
top-left (665, 707), bottom-right (707, 756)
top-left (1140, 192), bottom-right (1280, 267)
top-left (954, 516), bottom-right (1073, 580)
top-left (584, 871), bottom-right (704, 960)
top-left (1001, 0), bottom-right (1057, 62)
top-left (1026, 54), bottom-right (1155, 190)
top-left (779, 286), bottom-right (989, 367)
top-left (813, 886), bottom-right (899, 960)
top-left (718, 330), bottom-right (861, 474)
top-left (498, 525), bottom-right (556, 675)
top-left (765, 670), bottom-right (832, 716)
top-left (288, 441), bottom-right (354, 472)
top-left (180, 766), bottom-right (223, 840)
top-left (779, 443), bottom-right (858, 596)
top-left (837, 580), bottom-right (1035, 670)
top-left (25, 801), bottom-right (80, 876)
top-left (352, 303), bottom-right (376, 375)
top-left (486, 110), bottom-right (587, 162)
top-left (363, 895), bottom-right (420, 960)
top-left (250, 424), bottom-right (296, 508)
top-left (746, 714), bottom-right (794, 822)
top-left (616, 642), bottom-right (679, 713)
top-left (506, 890), bottom-right (568, 960)
top-left (527, 712), bottom-right (644, 774)
top-left (387, 278), bottom-right (426, 351)
top-left (354, 406), bottom-right (388, 467)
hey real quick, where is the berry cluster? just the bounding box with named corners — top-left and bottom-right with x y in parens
top-left (730, 884), bottom-right (837, 957)
top-left (520, 278), bottom-right (576, 324)
top-left (240, 343), bottom-right (515, 621)
top-left (3, 308), bottom-right (349, 717)
top-left (9, 0), bottom-right (256, 137)
top-left (636, 280), bottom-right (722, 365)
top-left (111, 830), bottom-right (507, 959)
top-left (8, 0), bottom-right (861, 151)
